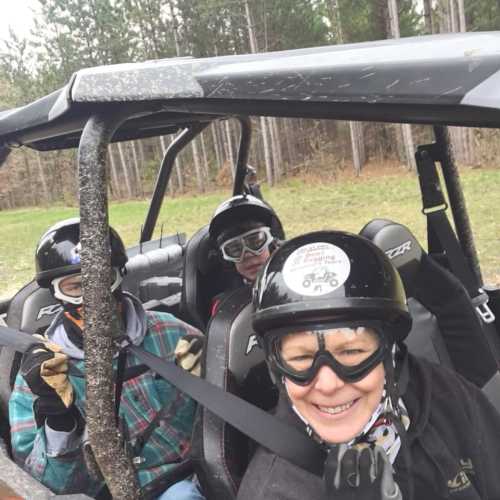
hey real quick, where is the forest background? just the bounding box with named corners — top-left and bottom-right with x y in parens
top-left (2, 0), bottom-right (500, 207)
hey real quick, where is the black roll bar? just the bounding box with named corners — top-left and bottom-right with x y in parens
top-left (141, 122), bottom-right (209, 243)
top-left (232, 116), bottom-right (252, 196)
top-left (433, 126), bottom-right (483, 286)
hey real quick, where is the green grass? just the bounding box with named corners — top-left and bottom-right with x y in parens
top-left (1, 167), bottom-right (499, 301)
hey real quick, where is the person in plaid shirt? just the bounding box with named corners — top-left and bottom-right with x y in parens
top-left (9, 219), bottom-right (205, 499)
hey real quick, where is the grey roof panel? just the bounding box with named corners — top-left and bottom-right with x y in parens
top-left (2, 32), bottom-right (500, 151)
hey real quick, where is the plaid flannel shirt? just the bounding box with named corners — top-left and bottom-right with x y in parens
top-left (9, 311), bottom-right (198, 497)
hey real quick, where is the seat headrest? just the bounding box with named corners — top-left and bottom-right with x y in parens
top-left (360, 219), bottom-right (423, 297)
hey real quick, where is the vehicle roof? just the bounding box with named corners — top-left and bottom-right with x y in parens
top-left (2, 32), bottom-right (500, 154)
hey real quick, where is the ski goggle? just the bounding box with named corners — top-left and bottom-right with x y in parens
top-left (265, 321), bottom-right (387, 385)
top-left (220, 226), bottom-right (273, 263)
top-left (52, 268), bottom-right (122, 305)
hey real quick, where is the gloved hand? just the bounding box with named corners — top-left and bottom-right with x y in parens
top-left (324, 444), bottom-right (402, 500)
top-left (20, 336), bottom-right (74, 425)
top-left (174, 333), bottom-right (204, 376)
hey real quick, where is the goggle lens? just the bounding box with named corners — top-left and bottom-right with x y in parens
top-left (220, 227), bottom-right (273, 262)
top-left (52, 269), bottom-right (122, 305)
top-left (268, 323), bottom-right (386, 384)
top-left (224, 239), bottom-right (245, 259)
top-left (58, 274), bottom-right (83, 298)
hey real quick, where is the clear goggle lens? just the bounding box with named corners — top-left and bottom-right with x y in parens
top-left (220, 226), bottom-right (273, 262)
top-left (269, 323), bottom-right (386, 384)
top-left (52, 268), bottom-right (122, 305)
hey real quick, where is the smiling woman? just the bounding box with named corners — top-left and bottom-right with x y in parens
top-left (237, 230), bottom-right (500, 500)
top-left (279, 326), bottom-right (386, 444)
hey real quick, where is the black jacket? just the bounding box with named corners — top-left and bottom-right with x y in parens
top-left (237, 355), bottom-right (500, 500)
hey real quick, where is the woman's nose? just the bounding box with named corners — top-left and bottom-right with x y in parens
top-left (312, 365), bottom-right (345, 393)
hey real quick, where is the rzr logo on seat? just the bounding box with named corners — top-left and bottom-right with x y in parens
top-left (385, 240), bottom-right (412, 260)
top-left (246, 334), bottom-right (261, 355)
top-left (37, 303), bottom-right (63, 321)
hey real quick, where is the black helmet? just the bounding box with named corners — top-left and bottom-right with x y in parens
top-left (253, 230), bottom-right (411, 345)
top-left (209, 194), bottom-right (284, 245)
top-left (35, 218), bottom-right (128, 288)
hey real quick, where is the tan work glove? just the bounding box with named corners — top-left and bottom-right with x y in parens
top-left (20, 335), bottom-right (74, 421)
top-left (175, 333), bottom-right (205, 376)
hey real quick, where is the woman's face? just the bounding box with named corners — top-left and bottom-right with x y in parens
top-left (282, 328), bottom-right (385, 444)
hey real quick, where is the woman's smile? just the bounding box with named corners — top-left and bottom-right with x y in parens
top-left (313, 397), bottom-right (360, 418)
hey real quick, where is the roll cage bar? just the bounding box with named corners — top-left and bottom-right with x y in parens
top-left (140, 116), bottom-right (252, 243)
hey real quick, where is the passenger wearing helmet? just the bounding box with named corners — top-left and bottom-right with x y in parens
top-left (9, 219), bottom-right (205, 500)
top-left (209, 194), bottom-right (283, 315)
top-left (237, 231), bottom-right (500, 500)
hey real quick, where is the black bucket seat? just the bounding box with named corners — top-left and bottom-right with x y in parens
top-left (360, 218), bottom-right (500, 408)
top-left (192, 219), bottom-right (500, 500)
top-left (179, 225), bottom-right (244, 331)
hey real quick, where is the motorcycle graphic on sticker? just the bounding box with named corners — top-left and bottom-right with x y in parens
top-left (283, 242), bottom-right (351, 297)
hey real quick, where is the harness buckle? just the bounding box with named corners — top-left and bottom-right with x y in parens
top-left (133, 456), bottom-right (146, 465)
top-left (473, 290), bottom-right (496, 324)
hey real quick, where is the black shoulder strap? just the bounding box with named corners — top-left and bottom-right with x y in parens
top-left (415, 147), bottom-right (496, 326)
top-left (128, 345), bottom-right (327, 477)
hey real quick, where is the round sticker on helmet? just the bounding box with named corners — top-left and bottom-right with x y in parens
top-left (283, 242), bottom-right (350, 296)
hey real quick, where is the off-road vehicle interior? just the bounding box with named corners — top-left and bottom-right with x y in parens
top-left (1, 32), bottom-right (500, 499)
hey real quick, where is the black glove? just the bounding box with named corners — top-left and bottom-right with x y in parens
top-left (324, 444), bottom-right (402, 500)
top-left (175, 333), bottom-right (205, 376)
top-left (20, 339), bottom-right (75, 428)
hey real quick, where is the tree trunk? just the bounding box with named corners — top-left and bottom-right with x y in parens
top-left (224, 120), bottom-right (236, 180)
top-left (387, 0), bottom-right (416, 170)
top-left (349, 122), bottom-right (362, 175)
top-left (130, 141), bottom-right (143, 197)
top-left (282, 119), bottom-right (296, 172)
top-left (423, 0), bottom-right (434, 34)
top-left (200, 133), bottom-right (210, 180)
top-left (108, 147), bottom-right (121, 198)
top-left (244, 0), bottom-right (275, 184)
top-left (116, 143), bottom-right (133, 198)
top-left (137, 139), bottom-right (146, 165)
top-left (220, 121), bottom-right (230, 166)
top-left (171, 136), bottom-right (185, 193)
top-left (449, 0), bottom-right (458, 32)
top-left (330, 0), bottom-right (366, 173)
top-left (36, 151), bottom-right (50, 203)
top-left (269, 118), bottom-right (282, 182)
top-left (22, 151), bottom-right (36, 206)
top-left (456, 0), bottom-right (476, 165)
top-left (260, 117), bottom-right (274, 186)
top-left (211, 122), bottom-right (222, 169)
top-left (440, 0), bottom-right (476, 166)
top-left (438, 0), bottom-right (451, 32)
top-left (457, 0), bottom-right (466, 32)
top-left (191, 138), bottom-right (205, 192)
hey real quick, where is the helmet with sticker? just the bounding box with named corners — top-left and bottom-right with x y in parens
top-left (35, 218), bottom-right (128, 288)
top-left (252, 230), bottom-right (411, 346)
